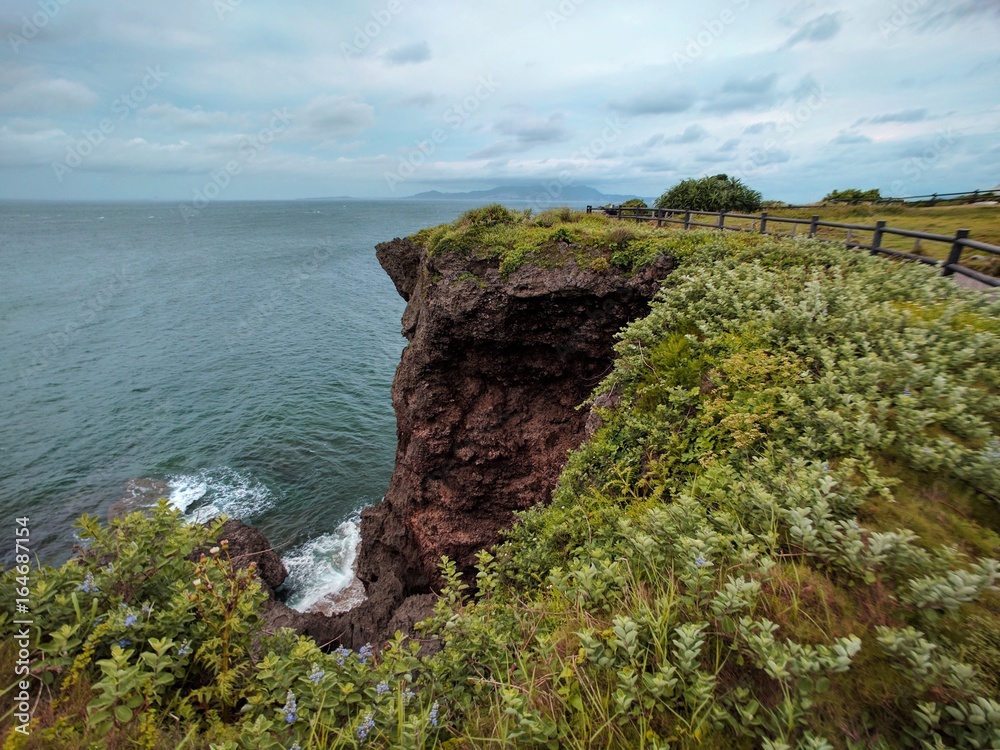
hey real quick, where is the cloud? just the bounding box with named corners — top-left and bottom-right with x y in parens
top-left (669, 124), bottom-right (709, 144)
top-left (916, 0), bottom-right (1000, 31)
top-left (791, 74), bottom-right (823, 102)
top-left (631, 157), bottom-right (677, 173)
top-left (870, 108), bottom-right (929, 124)
top-left (383, 41), bottom-right (431, 66)
top-left (644, 125), bottom-right (709, 147)
top-left (0, 74), bottom-right (98, 114)
top-left (608, 87), bottom-right (697, 116)
top-left (831, 132), bottom-right (872, 145)
top-left (858, 108), bottom-right (930, 125)
top-left (469, 112), bottom-right (571, 158)
top-left (702, 73), bottom-right (780, 113)
top-left (783, 12), bottom-right (843, 47)
top-left (290, 94), bottom-right (375, 143)
top-left (718, 138), bottom-right (740, 153)
top-left (396, 92), bottom-right (438, 109)
top-left (136, 103), bottom-right (247, 130)
top-left (740, 147), bottom-right (793, 169)
top-left (743, 121), bottom-right (777, 135)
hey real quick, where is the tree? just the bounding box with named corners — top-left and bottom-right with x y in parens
top-left (655, 174), bottom-right (762, 212)
top-left (621, 198), bottom-right (648, 208)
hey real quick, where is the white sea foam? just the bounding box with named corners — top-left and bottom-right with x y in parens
top-left (167, 467), bottom-right (274, 523)
top-left (282, 515), bottom-right (365, 615)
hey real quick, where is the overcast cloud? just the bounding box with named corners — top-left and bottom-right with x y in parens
top-left (0, 0), bottom-right (997, 202)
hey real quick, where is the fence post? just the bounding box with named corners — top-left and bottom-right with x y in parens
top-left (871, 220), bottom-right (886, 255)
top-left (809, 215), bottom-right (820, 238)
top-left (943, 229), bottom-right (970, 276)
top-left (684, 210), bottom-right (691, 230)
top-left (760, 211), bottom-right (768, 234)
top-left (717, 211), bottom-right (726, 230)
top-left (586, 205), bottom-right (592, 214)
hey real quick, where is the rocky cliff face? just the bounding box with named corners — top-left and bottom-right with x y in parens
top-left (327, 238), bottom-right (673, 644)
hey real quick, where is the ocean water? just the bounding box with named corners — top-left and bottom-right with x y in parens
top-left (0, 199), bottom-right (477, 609)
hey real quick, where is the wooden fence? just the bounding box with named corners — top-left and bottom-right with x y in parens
top-left (587, 205), bottom-right (1000, 288)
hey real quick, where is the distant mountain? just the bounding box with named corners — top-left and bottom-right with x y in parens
top-left (406, 184), bottom-right (643, 205)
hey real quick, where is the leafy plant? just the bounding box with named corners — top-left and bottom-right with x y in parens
top-left (823, 188), bottom-right (883, 203)
top-left (655, 174), bottom-right (763, 213)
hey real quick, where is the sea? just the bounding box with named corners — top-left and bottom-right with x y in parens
top-left (0, 198), bottom-right (562, 612)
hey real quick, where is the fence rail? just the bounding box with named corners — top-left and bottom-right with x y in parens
top-left (586, 205), bottom-right (1000, 288)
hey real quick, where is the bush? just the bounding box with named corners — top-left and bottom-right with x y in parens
top-left (655, 174), bottom-right (762, 212)
top-left (620, 198), bottom-right (648, 209)
top-left (823, 188), bottom-right (883, 203)
top-left (459, 203), bottom-right (521, 228)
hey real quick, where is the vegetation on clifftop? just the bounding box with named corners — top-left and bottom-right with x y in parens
top-left (409, 205), bottom-right (670, 277)
top-left (2, 214), bottom-right (999, 748)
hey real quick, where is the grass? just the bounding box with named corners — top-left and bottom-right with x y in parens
top-left (408, 204), bottom-right (673, 278)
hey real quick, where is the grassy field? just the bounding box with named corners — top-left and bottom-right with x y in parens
top-left (647, 204), bottom-right (1000, 277)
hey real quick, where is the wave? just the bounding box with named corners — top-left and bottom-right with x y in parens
top-left (167, 467), bottom-right (275, 524)
top-left (281, 514), bottom-right (365, 615)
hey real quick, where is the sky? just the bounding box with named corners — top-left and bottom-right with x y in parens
top-left (0, 0), bottom-right (998, 203)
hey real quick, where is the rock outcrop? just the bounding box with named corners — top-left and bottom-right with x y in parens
top-left (337, 238), bottom-right (674, 643)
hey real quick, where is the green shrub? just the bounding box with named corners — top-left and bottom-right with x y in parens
top-left (621, 198), bottom-right (648, 209)
top-left (823, 188), bottom-right (883, 203)
top-left (655, 174), bottom-right (763, 213)
top-left (459, 203), bottom-right (522, 228)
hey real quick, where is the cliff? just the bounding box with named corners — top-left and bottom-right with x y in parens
top-left (319, 235), bottom-right (671, 644)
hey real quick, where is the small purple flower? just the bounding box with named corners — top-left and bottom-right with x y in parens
top-left (404, 689), bottom-right (416, 703)
top-left (334, 646), bottom-right (350, 666)
top-left (124, 614), bottom-right (138, 628)
top-left (358, 643), bottom-right (373, 665)
top-left (428, 701), bottom-right (439, 727)
top-left (283, 690), bottom-right (298, 724)
top-left (117, 638), bottom-right (131, 648)
top-left (76, 573), bottom-right (99, 594)
top-left (177, 641), bottom-right (191, 657)
top-left (694, 556), bottom-right (707, 567)
top-left (376, 682), bottom-right (389, 696)
top-left (308, 664), bottom-right (325, 684)
top-left (357, 712), bottom-right (375, 741)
